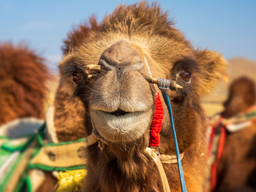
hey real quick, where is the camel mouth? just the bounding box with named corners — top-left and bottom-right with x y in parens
top-left (90, 108), bottom-right (153, 142)
top-left (110, 109), bottom-right (129, 116)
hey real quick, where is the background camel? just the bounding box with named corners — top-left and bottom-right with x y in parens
top-left (0, 42), bottom-right (52, 126)
top-left (0, 42), bottom-right (57, 191)
top-left (50, 2), bottom-right (227, 192)
top-left (215, 77), bottom-right (256, 192)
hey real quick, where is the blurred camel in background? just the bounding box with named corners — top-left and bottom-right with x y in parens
top-left (207, 76), bottom-right (256, 192)
top-left (0, 42), bottom-right (58, 192)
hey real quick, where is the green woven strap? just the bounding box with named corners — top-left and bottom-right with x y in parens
top-left (0, 122), bottom-right (45, 192)
top-left (0, 119), bottom-right (88, 191)
top-left (0, 140), bottom-right (36, 192)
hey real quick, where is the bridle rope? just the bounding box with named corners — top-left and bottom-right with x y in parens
top-left (144, 57), bottom-right (187, 192)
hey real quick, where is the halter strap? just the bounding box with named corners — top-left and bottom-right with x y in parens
top-left (145, 147), bottom-right (171, 192)
top-left (86, 128), bottom-right (108, 151)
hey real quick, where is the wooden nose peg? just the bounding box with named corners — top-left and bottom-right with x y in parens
top-left (85, 64), bottom-right (101, 70)
top-left (144, 76), bottom-right (183, 89)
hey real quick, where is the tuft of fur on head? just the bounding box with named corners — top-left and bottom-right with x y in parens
top-left (100, 1), bottom-right (186, 42)
top-left (0, 42), bottom-right (51, 126)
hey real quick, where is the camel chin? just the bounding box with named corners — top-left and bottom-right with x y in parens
top-left (90, 108), bottom-right (153, 142)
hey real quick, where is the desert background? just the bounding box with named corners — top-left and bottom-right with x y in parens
top-left (202, 57), bottom-right (256, 116)
top-left (1, 1), bottom-right (255, 117)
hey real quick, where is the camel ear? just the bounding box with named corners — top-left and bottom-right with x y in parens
top-left (195, 49), bottom-right (228, 96)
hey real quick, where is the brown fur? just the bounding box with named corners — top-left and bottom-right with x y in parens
top-left (0, 42), bottom-right (51, 126)
top-left (53, 2), bottom-right (227, 192)
top-left (54, 79), bottom-right (87, 142)
top-left (37, 171), bottom-right (57, 192)
top-left (216, 77), bottom-right (256, 192)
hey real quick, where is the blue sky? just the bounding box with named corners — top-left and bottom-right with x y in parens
top-left (0, 0), bottom-right (255, 71)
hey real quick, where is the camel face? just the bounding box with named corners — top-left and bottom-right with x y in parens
top-left (89, 40), bottom-right (153, 142)
top-left (59, 5), bottom-right (227, 147)
top-left (59, 31), bottom-right (199, 145)
top-left (56, 2), bottom-right (229, 191)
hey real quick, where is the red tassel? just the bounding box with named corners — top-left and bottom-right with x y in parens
top-left (149, 92), bottom-right (164, 147)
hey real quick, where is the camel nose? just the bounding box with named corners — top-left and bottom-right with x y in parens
top-left (99, 40), bottom-right (143, 71)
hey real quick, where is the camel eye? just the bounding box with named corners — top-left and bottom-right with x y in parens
top-left (72, 73), bottom-right (81, 84)
top-left (180, 71), bottom-right (191, 82)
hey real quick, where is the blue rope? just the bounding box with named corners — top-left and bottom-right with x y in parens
top-left (162, 93), bottom-right (188, 192)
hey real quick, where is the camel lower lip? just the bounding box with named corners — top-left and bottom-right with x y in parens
top-left (90, 109), bottom-right (153, 142)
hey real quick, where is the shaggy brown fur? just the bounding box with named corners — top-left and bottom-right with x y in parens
top-left (53, 79), bottom-right (87, 142)
top-left (52, 2), bottom-right (227, 192)
top-left (0, 42), bottom-right (51, 126)
top-left (216, 77), bottom-right (256, 192)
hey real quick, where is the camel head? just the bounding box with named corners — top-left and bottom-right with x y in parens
top-left (58, 3), bottom-right (227, 150)
top-left (54, 2), bottom-right (228, 191)
top-left (222, 76), bottom-right (256, 118)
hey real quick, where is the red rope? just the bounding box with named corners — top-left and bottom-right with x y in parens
top-left (149, 92), bottom-right (164, 147)
top-left (210, 126), bottom-right (226, 192)
top-left (208, 116), bottom-right (223, 157)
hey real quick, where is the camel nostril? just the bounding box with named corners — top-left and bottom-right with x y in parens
top-left (110, 109), bottom-right (128, 116)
